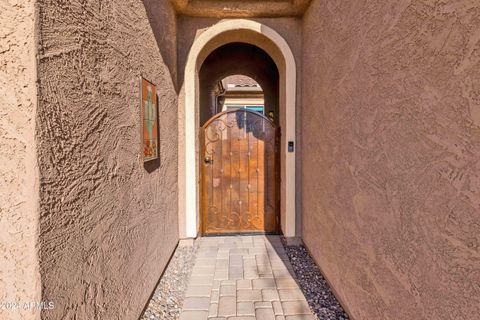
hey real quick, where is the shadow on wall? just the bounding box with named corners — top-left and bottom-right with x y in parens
top-left (143, 154), bottom-right (160, 172)
top-left (142, 0), bottom-right (178, 90)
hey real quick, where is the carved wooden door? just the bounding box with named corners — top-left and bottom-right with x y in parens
top-left (201, 110), bottom-right (279, 235)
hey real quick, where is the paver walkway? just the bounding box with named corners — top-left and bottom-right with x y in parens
top-left (179, 235), bottom-right (315, 320)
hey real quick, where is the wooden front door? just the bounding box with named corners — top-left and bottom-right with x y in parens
top-left (201, 110), bottom-right (279, 235)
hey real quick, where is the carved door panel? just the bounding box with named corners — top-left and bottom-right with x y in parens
top-left (201, 110), bottom-right (279, 235)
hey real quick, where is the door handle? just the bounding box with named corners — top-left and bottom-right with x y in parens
top-left (204, 156), bottom-right (213, 164)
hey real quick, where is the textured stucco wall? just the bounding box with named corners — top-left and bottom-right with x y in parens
top-left (36, 1), bottom-right (178, 319)
top-left (0, 1), bottom-right (41, 320)
top-left (302, 1), bottom-right (480, 319)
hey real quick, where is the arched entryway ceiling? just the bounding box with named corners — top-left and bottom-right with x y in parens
top-left (199, 42), bottom-right (279, 126)
top-left (180, 19), bottom-right (296, 239)
top-left (170, 0), bottom-right (312, 18)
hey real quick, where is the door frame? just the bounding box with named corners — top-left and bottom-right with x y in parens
top-left (179, 19), bottom-right (297, 238)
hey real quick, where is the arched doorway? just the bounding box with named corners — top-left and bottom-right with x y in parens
top-left (198, 44), bottom-right (281, 235)
top-left (179, 19), bottom-right (296, 238)
top-left (198, 43), bottom-right (279, 127)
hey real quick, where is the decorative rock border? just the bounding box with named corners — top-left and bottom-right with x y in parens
top-left (140, 243), bottom-right (198, 320)
top-left (282, 238), bottom-right (349, 320)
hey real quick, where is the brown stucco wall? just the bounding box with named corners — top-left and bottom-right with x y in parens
top-left (36, 1), bottom-right (178, 319)
top-left (302, 1), bottom-right (480, 319)
top-left (0, 1), bottom-right (41, 320)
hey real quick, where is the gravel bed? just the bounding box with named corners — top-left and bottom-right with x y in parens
top-left (140, 243), bottom-right (198, 320)
top-left (282, 238), bottom-right (349, 320)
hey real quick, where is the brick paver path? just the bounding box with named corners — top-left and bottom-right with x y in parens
top-left (179, 235), bottom-right (315, 320)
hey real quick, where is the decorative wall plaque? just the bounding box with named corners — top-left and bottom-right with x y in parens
top-left (141, 77), bottom-right (158, 161)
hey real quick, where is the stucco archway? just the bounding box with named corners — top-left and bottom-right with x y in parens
top-left (179, 19), bottom-right (296, 238)
top-left (199, 42), bottom-right (279, 127)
